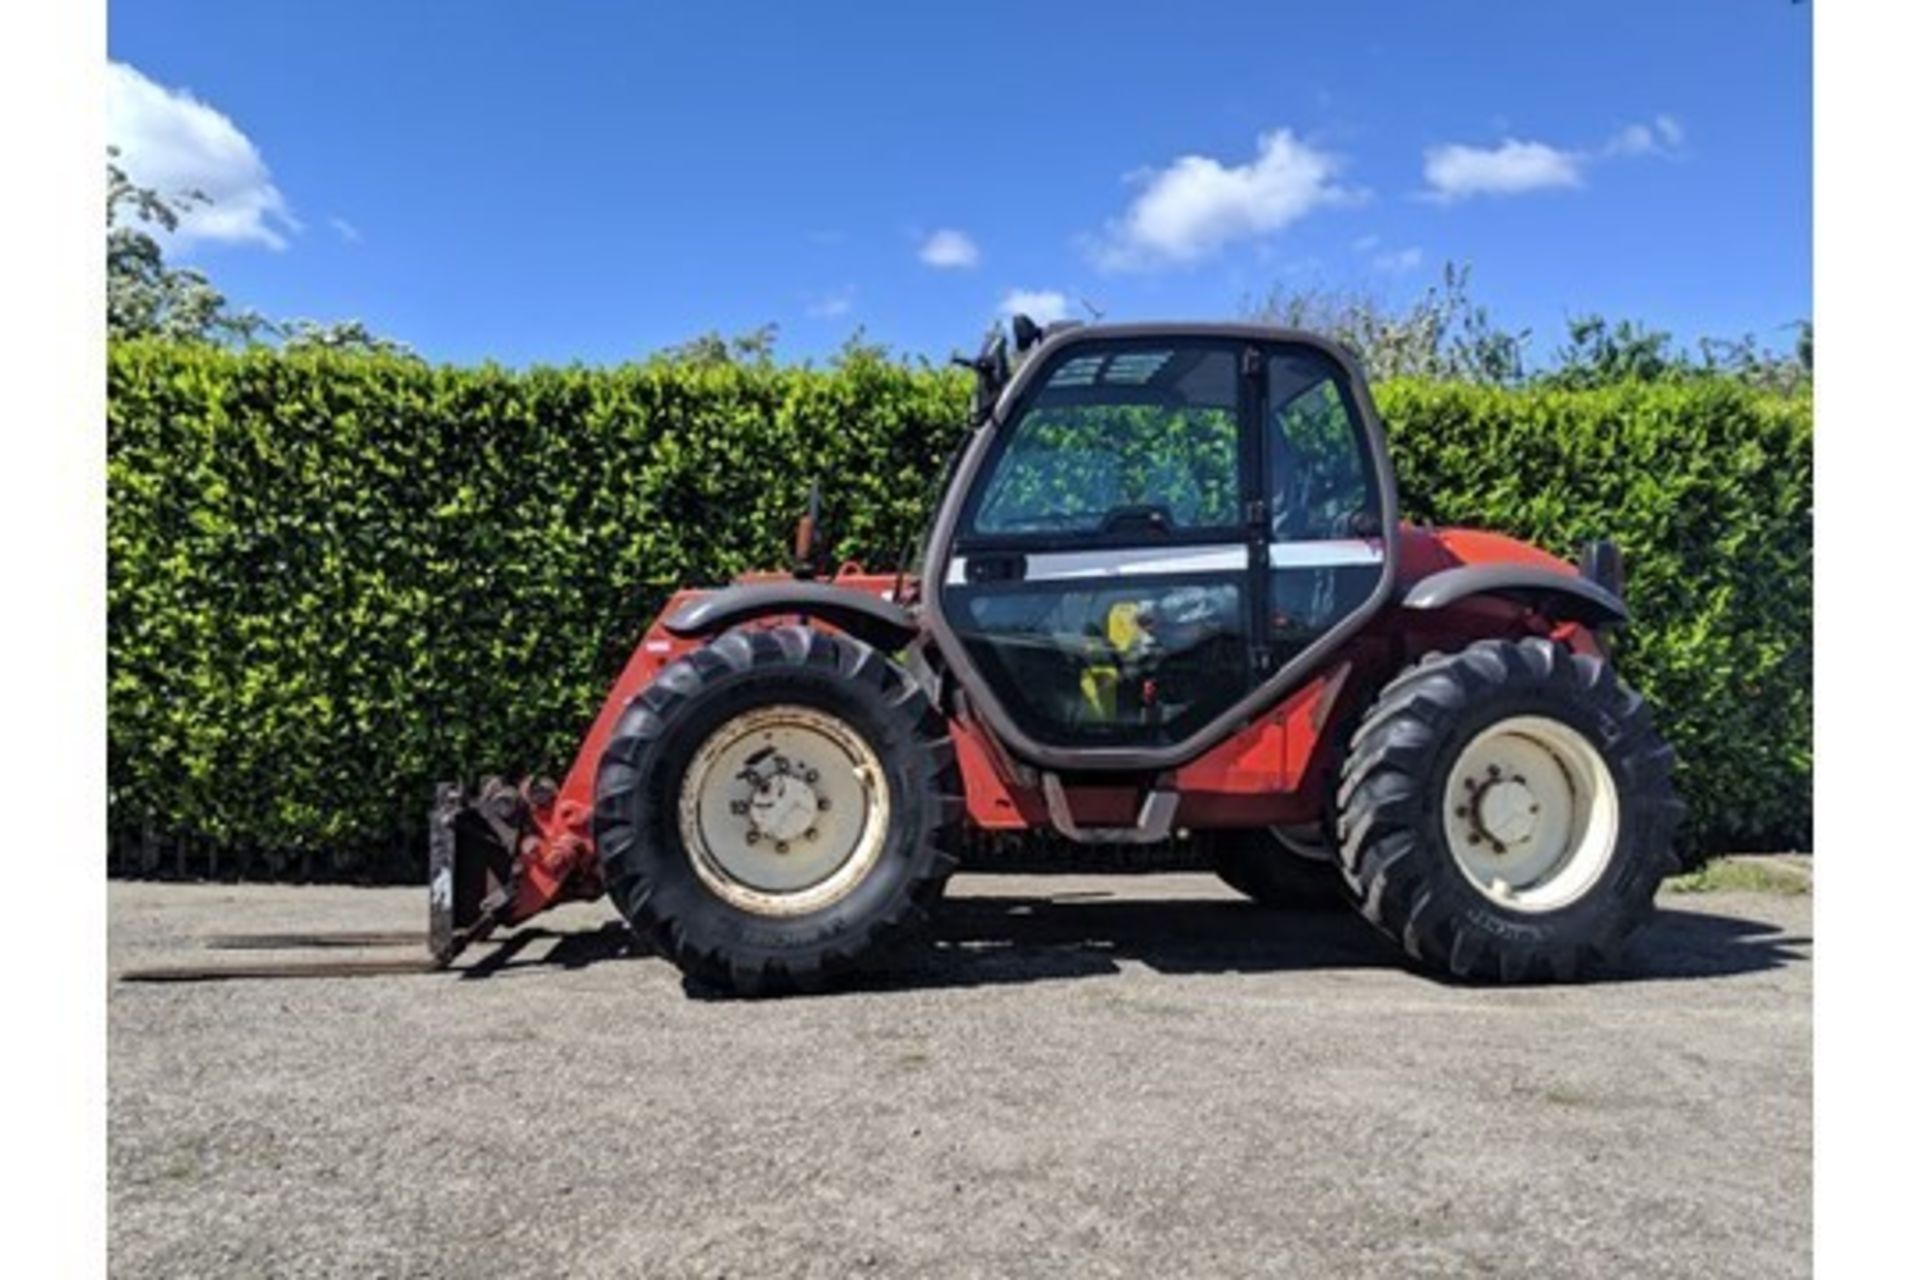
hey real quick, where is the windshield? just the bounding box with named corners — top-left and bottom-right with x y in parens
top-left (964, 344), bottom-right (1242, 540)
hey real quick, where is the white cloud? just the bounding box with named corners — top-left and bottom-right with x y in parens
top-left (1604, 114), bottom-right (1686, 158)
top-left (107, 61), bottom-right (296, 250)
top-left (1423, 116), bottom-right (1685, 202)
top-left (1420, 138), bottom-right (1583, 202)
top-left (999, 289), bottom-right (1072, 325)
top-left (328, 216), bottom-right (361, 243)
top-left (1092, 129), bottom-right (1360, 270)
top-left (805, 286), bottom-right (855, 319)
top-left (1607, 123), bottom-right (1658, 157)
top-left (918, 228), bottom-right (981, 269)
top-left (1371, 246), bottom-right (1424, 274)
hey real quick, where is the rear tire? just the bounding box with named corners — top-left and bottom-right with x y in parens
top-left (1337, 638), bottom-right (1682, 982)
top-left (593, 625), bottom-right (962, 994)
top-left (1207, 828), bottom-right (1346, 908)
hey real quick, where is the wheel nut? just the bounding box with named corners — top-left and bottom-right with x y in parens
top-left (805, 768), bottom-right (820, 784)
top-left (745, 830), bottom-right (760, 845)
top-left (729, 800), bottom-right (749, 816)
top-left (804, 828), bottom-right (818, 841)
top-left (775, 840), bottom-right (789, 854)
top-left (1454, 806), bottom-right (1469, 818)
top-left (817, 797), bottom-right (832, 811)
top-left (1467, 833), bottom-right (1482, 845)
top-left (1487, 764), bottom-right (1502, 778)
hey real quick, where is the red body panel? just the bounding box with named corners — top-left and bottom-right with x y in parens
top-left (498, 534), bottom-right (1599, 924)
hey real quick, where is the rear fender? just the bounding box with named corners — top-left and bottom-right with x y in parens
top-left (1400, 564), bottom-right (1628, 629)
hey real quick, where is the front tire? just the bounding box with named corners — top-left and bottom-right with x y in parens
top-left (593, 626), bottom-right (962, 994)
top-left (1337, 638), bottom-right (1682, 982)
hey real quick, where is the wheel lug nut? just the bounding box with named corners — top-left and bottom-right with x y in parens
top-left (804, 828), bottom-right (818, 841)
top-left (1487, 765), bottom-right (1501, 778)
top-left (730, 800), bottom-right (749, 816)
top-left (775, 841), bottom-right (789, 854)
top-left (805, 769), bottom-right (819, 784)
top-left (817, 797), bottom-right (831, 811)
top-left (745, 830), bottom-right (760, 845)
top-left (1467, 833), bottom-right (1482, 845)
top-left (1454, 806), bottom-right (1469, 818)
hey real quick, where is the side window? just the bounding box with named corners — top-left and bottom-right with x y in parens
top-left (1268, 352), bottom-right (1375, 541)
top-left (1265, 350), bottom-right (1386, 660)
top-left (969, 346), bottom-right (1241, 538)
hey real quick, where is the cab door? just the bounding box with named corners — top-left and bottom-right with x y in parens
top-left (938, 338), bottom-right (1260, 752)
top-left (1256, 345), bottom-right (1390, 671)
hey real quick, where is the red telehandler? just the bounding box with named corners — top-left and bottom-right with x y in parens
top-left (429, 319), bottom-right (1680, 994)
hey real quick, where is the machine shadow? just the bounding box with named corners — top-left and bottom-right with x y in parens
top-left (455, 920), bottom-right (649, 979)
top-left (852, 893), bottom-right (1810, 996)
top-left (455, 889), bottom-right (1808, 996)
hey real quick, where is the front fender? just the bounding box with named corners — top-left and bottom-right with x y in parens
top-left (1401, 563), bottom-right (1629, 628)
top-left (663, 581), bottom-right (921, 650)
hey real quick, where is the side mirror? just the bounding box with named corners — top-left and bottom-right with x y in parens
top-left (953, 325), bottom-right (1011, 424)
top-left (1011, 313), bottom-right (1044, 353)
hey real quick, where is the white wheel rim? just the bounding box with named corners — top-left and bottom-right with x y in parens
top-left (678, 705), bottom-right (891, 917)
top-left (1442, 715), bottom-right (1620, 913)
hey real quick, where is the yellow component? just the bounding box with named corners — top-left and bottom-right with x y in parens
top-left (1081, 665), bottom-right (1118, 720)
top-left (1079, 602), bottom-right (1147, 720)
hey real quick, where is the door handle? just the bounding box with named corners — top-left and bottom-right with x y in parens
top-left (965, 553), bottom-right (1027, 584)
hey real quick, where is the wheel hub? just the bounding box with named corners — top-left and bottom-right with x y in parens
top-left (1469, 775), bottom-right (1539, 848)
top-left (744, 766), bottom-right (821, 845)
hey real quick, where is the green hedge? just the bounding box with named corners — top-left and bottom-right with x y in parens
top-left (107, 342), bottom-right (1810, 874)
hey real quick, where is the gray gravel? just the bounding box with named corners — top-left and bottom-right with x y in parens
top-left (109, 874), bottom-right (1810, 1279)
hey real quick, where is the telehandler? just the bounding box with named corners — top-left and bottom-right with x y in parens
top-left (432, 318), bottom-right (1679, 993)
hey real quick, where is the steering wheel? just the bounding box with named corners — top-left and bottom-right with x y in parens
top-left (1099, 505), bottom-right (1174, 537)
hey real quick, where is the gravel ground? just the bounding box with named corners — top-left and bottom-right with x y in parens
top-left (109, 873), bottom-right (1810, 1279)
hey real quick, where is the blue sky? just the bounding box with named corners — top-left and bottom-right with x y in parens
top-left (108, 1), bottom-right (1810, 368)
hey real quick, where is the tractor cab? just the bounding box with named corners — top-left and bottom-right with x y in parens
top-left (924, 323), bottom-right (1395, 769)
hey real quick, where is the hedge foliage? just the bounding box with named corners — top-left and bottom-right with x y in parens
top-left (107, 342), bottom-right (1810, 873)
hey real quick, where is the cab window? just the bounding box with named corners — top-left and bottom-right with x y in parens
top-left (968, 346), bottom-right (1241, 539)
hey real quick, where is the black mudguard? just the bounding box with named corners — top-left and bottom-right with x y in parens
top-left (663, 581), bottom-right (921, 650)
top-left (1400, 563), bottom-right (1629, 628)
